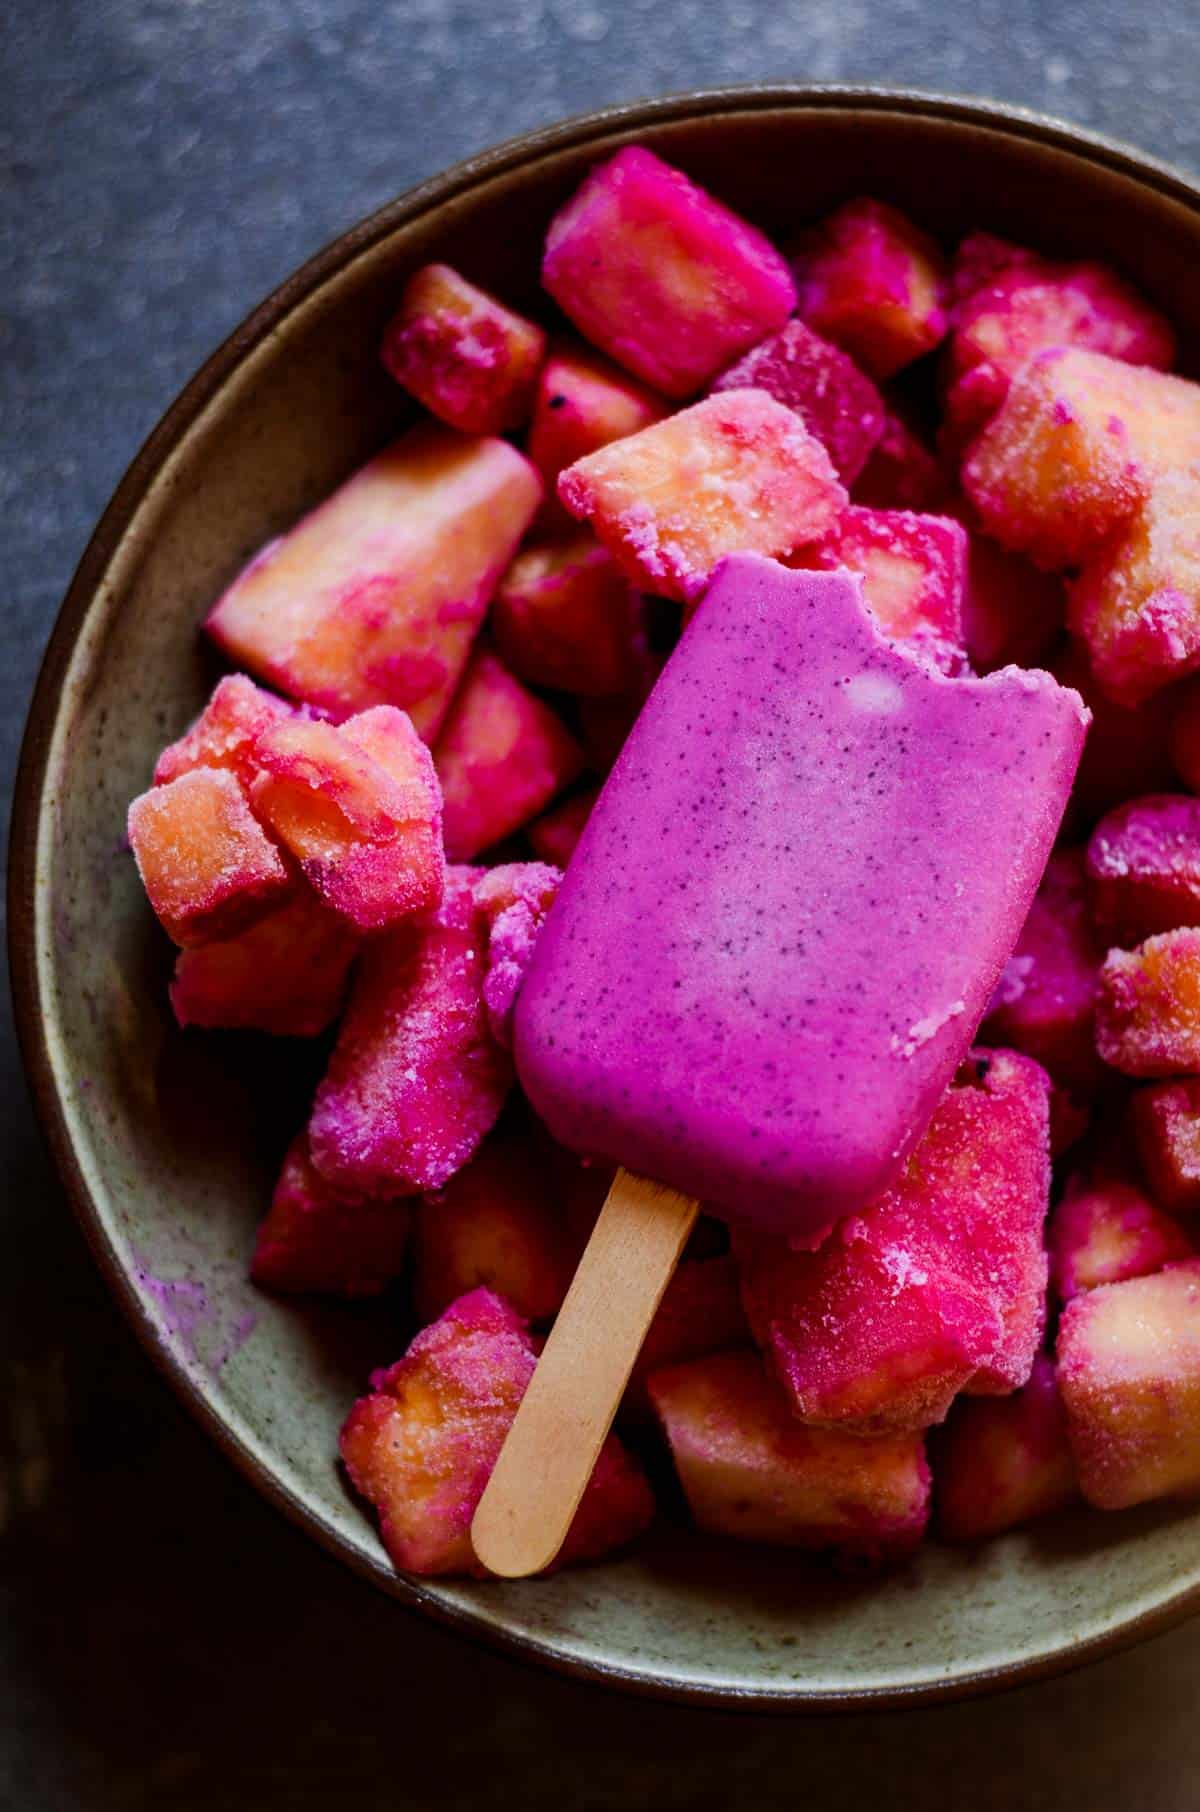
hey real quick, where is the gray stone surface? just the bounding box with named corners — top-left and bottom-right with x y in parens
top-left (4, 3), bottom-right (1200, 1806)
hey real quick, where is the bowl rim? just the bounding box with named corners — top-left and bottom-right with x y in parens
top-left (12, 81), bottom-right (1200, 1714)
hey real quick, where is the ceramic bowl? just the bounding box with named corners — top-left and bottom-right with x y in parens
top-left (13, 86), bottom-right (1200, 1710)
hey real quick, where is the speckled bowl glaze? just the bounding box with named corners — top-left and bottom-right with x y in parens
top-left (13, 87), bottom-right (1200, 1710)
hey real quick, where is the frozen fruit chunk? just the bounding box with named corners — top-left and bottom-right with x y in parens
top-left (982, 849), bottom-right (1105, 1096)
top-left (250, 707), bottom-right (444, 932)
top-left (380, 262), bottom-right (545, 434)
top-left (923, 1053), bottom-right (1053, 1400)
top-left (541, 146), bottom-right (795, 398)
top-left (474, 861), bottom-right (561, 1050)
top-left (1057, 1259), bottom-right (1200, 1509)
top-left (738, 1050), bottom-right (1051, 1433)
top-left (1052, 640), bottom-right (1178, 824)
top-left (944, 235), bottom-right (1175, 451)
top-left (1049, 1159), bottom-right (1193, 1300)
top-left (948, 231), bottom-right (1032, 302)
top-left (433, 649), bottom-right (582, 860)
top-left (205, 427), bottom-right (541, 737)
top-left (1133, 1079), bottom-right (1200, 1217)
top-left (558, 389), bottom-right (846, 604)
top-left (251, 1133), bottom-right (411, 1298)
top-left (1068, 472), bottom-right (1200, 706)
top-left (127, 767), bottom-right (291, 948)
top-left (527, 339), bottom-right (666, 509)
top-left (648, 1350), bottom-right (930, 1563)
top-left (962, 348), bottom-right (1200, 571)
top-left (492, 534), bottom-right (644, 696)
top-left (709, 317), bottom-right (886, 484)
top-left (1096, 929), bottom-right (1200, 1077)
top-left (624, 1256), bottom-right (747, 1417)
top-left (169, 890), bottom-right (359, 1037)
top-left (1061, 1168), bottom-right (1198, 1297)
top-left (309, 869), bottom-right (510, 1197)
top-left (153, 674), bottom-right (293, 790)
top-left (946, 496), bottom-right (1065, 673)
top-left (474, 861), bottom-right (562, 920)
top-left (790, 198), bottom-right (949, 379)
top-left (528, 788), bottom-right (597, 866)
top-left (340, 1288), bottom-right (653, 1575)
top-left (413, 1133), bottom-right (576, 1324)
top-left (853, 407), bottom-right (946, 511)
top-left (935, 1354), bottom-right (1077, 1541)
top-left (1087, 794), bottom-right (1200, 940)
top-left (789, 506), bottom-right (967, 673)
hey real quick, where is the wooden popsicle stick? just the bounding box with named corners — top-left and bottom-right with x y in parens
top-left (470, 1168), bottom-right (699, 1579)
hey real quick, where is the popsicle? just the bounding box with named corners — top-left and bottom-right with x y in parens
top-left (471, 555), bottom-right (1086, 1576)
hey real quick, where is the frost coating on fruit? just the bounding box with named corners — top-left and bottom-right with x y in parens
top-left (308, 869), bottom-right (511, 1197)
top-left (1087, 793), bottom-right (1200, 940)
top-left (526, 339), bottom-right (666, 507)
top-left (339, 1288), bottom-right (653, 1576)
top-left (1096, 929), bottom-right (1200, 1076)
top-left (789, 505), bottom-right (968, 674)
top-left (1048, 1160), bottom-right (1193, 1299)
top-left (153, 674), bottom-right (293, 790)
top-left (709, 317), bottom-right (887, 483)
top-left (963, 348), bottom-right (1200, 571)
top-left (1058, 1260), bottom-right (1200, 1509)
top-left (943, 233), bottom-right (1175, 450)
top-left (250, 706), bottom-right (444, 931)
top-left (128, 766), bottom-right (291, 948)
top-left (558, 389), bottom-right (846, 602)
top-left (1069, 472), bottom-right (1200, 705)
top-left (981, 848), bottom-right (1105, 1096)
top-left (790, 197), bottom-right (949, 379)
top-left (473, 861), bottom-right (562, 1050)
top-left (542, 146), bottom-right (796, 397)
top-left (381, 262), bottom-right (546, 435)
top-left (738, 1049), bottom-right (1052, 1434)
top-left (432, 649), bottom-right (582, 860)
top-left (205, 427), bottom-right (541, 737)
top-left (1133, 1079), bottom-right (1200, 1217)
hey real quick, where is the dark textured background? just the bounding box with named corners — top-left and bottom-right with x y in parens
top-left (4, 4), bottom-right (1200, 1806)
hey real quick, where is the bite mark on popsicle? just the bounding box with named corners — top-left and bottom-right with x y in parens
top-left (514, 556), bottom-right (1087, 1242)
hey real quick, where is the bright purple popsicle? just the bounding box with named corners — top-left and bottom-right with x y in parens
top-left (514, 555), bottom-right (1087, 1244)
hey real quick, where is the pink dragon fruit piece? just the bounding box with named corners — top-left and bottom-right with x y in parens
top-left (251, 1133), bottom-right (412, 1298)
top-left (128, 766), bottom-right (291, 949)
top-left (709, 317), bottom-right (887, 483)
top-left (738, 1049), bottom-right (1051, 1434)
top-left (205, 426), bottom-right (541, 738)
top-left (432, 649), bottom-right (583, 861)
top-left (558, 388), bottom-right (846, 605)
top-left (648, 1349), bottom-right (930, 1565)
top-left (381, 262), bottom-right (546, 434)
top-left (934, 1353), bottom-right (1077, 1541)
top-left (541, 146), bottom-right (796, 398)
top-left (308, 868), bottom-right (511, 1197)
top-left (340, 1287), bottom-right (654, 1575)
